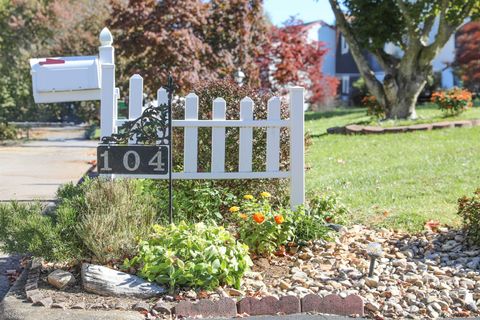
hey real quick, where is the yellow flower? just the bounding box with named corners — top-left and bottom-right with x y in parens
top-left (229, 206), bottom-right (240, 213)
top-left (238, 213), bottom-right (248, 220)
top-left (243, 194), bottom-right (254, 200)
top-left (260, 191), bottom-right (271, 198)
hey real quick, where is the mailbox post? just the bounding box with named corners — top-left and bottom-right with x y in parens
top-left (99, 27), bottom-right (117, 139)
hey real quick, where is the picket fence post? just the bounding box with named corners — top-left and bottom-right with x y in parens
top-left (99, 27), bottom-right (116, 139)
top-left (128, 74), bottom-right (143, 144)
top-left (289, 87), bottom-right (305, 210)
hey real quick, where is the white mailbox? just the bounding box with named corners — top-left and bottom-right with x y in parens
top-left (30, 56), bottom-right (101, 103)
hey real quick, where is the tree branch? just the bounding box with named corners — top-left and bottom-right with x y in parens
top-left (328, 0), bottom-right (386, 104)
top-left (395, 0), bottom-right (418, 37)
top-left (419, 0), bottom-right (460, 64)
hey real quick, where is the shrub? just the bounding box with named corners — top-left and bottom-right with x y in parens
top-left (0, 123), bottom-right (17, 140)
top-left (56, 178), bottom-right (157, 264)
top-left (124, 222), bottom-right (252, 291)
top-left (231, 192), bottom-right (294, 255)
top-left (362, 95), bottom-right (385, 119)
top-left (431, 88), bottom-right (473, 115)
top-left (458, 189), bottom-right (480, 244)
top-left (0, 202), bottom-right (71, 262)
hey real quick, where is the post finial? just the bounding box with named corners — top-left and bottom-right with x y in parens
top-left (99, 27), bottom-right (113, 46)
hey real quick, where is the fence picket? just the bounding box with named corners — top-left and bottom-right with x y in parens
top-left (184, 93), bottom-right (199, 173)
top-left (211, 98), bottom-right (226, 172)
top-left (239, 97), bottom-right (253, 172)
top-left (266, 97), bottom-right (281, 172)
top-left (157, 87), bottom-right (168, 142)
top-left (128, 74), bottom-right (143, 144)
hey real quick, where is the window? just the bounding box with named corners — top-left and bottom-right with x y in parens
top-left (341, 35), bottom-right (349, 54)
top-left (342, 76), bottom-right (350, 95)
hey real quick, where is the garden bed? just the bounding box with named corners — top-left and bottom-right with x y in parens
top-left (327, 118), bottom-right (480, 135)
top-left (14, 224), bottom-right (480, 319)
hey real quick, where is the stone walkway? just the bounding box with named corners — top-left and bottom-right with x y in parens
top-left (0, 252), bottom-right (21, 301)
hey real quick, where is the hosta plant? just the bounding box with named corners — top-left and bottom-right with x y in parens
top-left (124, 222), bottom-right (252, 291)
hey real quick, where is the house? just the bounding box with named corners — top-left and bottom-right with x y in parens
top-left (306, 20), bottom-right (458, 102)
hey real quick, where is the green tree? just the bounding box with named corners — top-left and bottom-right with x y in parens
top-left (328, 0), bottom-right (480, 119)
top-left (0, 0), bottom-right (113, 122)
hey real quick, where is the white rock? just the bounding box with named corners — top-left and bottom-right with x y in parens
top-left (47, 269), bottom-right (75, 290)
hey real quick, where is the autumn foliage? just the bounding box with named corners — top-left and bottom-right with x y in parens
top-left (258, 19), bottom-right (338, 105)
top-left (109, 2), bottom-right (337, 104)
top-left (455, 21), bottom-right (480, 92)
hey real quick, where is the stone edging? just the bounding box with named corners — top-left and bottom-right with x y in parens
top-left (327, 119), bottom-right (480, 135)
top-left (11, 259), bottom-right (365, 318)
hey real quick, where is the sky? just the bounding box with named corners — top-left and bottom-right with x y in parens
top-left (263, 0), bottom-right (335, 26)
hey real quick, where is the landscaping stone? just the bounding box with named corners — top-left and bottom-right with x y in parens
top-left (301, 294), bottom-right (364, 316)
top-left (383, 126), bottom-right (407, 133)
top-left (345, 125), bottom-right (364, 134)
top-left (362, 126), bottom-right (384, 134)
top-left (432, 122), bottom-right (454, 129)
top-left (71, 302), bottom-right (87, 310)
top-left (51, 302), bottom-right (66, 309)
top-left (47, 269), bottom-right (75, 290)
top-left (407, 124), bottom-right (432, 131)
top-left (152, 301), bottom-right (172, 315)
top-left (454, 120), bottom-right (473, 127)
top-left (237, 295), bottom-right (301, 315)
top-left (81, 263), bottom-right (166, 298)
top-left (33, 297), bottom-right (53, 308)
top-left (132, 302), bottom-right (150, 312)
top-left (174, 298), bottom-right (237, 318)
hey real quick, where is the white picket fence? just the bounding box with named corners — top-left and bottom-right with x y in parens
top-left (98, 29), bottom-right (305, 209)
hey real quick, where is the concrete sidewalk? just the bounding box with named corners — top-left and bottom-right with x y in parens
top-left (0, 139), bottom-right (97, 201)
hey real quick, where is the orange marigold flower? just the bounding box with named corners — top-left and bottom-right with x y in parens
top-left (253, 212), bottom-right (265, 223)
top-left (239, 213), bottom-right (248, 220)
top-left (274, 215), bottom-right (284, 224)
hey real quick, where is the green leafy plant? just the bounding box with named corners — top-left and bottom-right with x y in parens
top-left (457, 189), bottom-right (480, 244)
top-left (431, 88), bottom-right (473, 116)
top-left (230, 192), bottom-right (294, 255)
top-left (125, 222), bottom-right (252, 291)
top-left (307, 192), bottom-right (349, 225)
top-left (290, 207), bottom-right (333, 244)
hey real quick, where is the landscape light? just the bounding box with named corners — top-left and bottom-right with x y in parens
top-left (234, 68), bottom-right (245, 86)
top-left (366, 242), bottom-right (383, 277)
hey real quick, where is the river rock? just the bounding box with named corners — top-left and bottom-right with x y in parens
top-left (81, 263), bottom-right (166, 298)
top-left (47, 269), bottom-right (75, 289)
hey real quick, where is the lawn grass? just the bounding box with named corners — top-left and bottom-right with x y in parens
top-left (305, 105), bottom-right (480, 232)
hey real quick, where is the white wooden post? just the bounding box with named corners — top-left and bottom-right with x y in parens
top-left (289, 87), bottom-right (305, 210)
top-left (266, 97), bottom-right (281, 172)
top-left (184, 93), bottom-right (199, 173)
top-left (239, 97), bottom-right (253, 172)
top-left (211, 98), bottom-right (226, 172)
top-left (99, 27), bottom-right (116, 139)
top-left (128, 74), bottom-right (143, 144)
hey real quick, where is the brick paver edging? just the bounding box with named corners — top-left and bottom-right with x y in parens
top-left (327, 119), bottom-right (480, 135)
top-left (174, 294), bottom-right (364, 318)
top-left (19, 260), bottom-right (364, 318)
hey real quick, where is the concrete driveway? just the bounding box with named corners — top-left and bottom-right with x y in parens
top-left (0, 139), bottom-right (97, 201)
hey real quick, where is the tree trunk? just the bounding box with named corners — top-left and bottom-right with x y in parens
top-left (382, 71), bottom-right (427, 120)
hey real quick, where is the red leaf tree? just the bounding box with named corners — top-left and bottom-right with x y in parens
top-left (258, 19), bottom-right (339, 106)
top-left (455, 21), bottom-right (480, 92)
